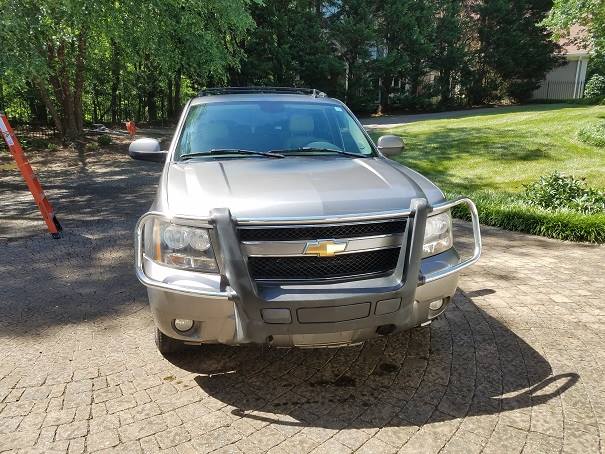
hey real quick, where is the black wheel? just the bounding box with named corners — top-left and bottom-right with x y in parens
top-left (155, 328), bottom-right (186, 354)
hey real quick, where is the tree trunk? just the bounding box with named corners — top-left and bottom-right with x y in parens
top-left (46, 43), bottom-right (65, 134)
top-left (440, 69), bottom-right (451, 105)
top-left (26, 81), bottom-right (47, 125)
top-left (92, 85), bottom-right (98, 123)
top-left (73, 31), bottom-right (86, 133)
top-left (32, 77), bottom-right (63, 134)
top-left (118, 91), bottom-right (123, 122)
top-left (55, 42), bottom-right (78, 140)
top-left (137, 92), bottom-right (143, 122)
top-left (147, 91), bottom-right (157, 122)
top-left (167, 78), bottom-right (174, 119)
top-left (378, 76), bottom-right (391, 114)
top-left (110, 40), bottom-right (120, 125)
top-left (173, 69), bottom-right (181, 115)
top-left (344, 61), bottom-right (350, 104)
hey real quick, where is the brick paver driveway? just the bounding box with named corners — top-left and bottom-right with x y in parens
top-left (1, 147), bottom-right (604, 454)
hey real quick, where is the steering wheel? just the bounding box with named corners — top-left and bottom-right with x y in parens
top-left (304, 141), bottom-right (342, 150)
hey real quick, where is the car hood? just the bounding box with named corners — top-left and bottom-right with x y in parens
top-left (164, 157), bottom-right (445, 219)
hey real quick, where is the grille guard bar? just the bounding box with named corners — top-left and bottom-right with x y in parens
top-left (421, 197), bottom-right (482, 284)
top-left (134, 196), bottom-right (481, 298)
top-left (134, 214), bottom-right (234, 299)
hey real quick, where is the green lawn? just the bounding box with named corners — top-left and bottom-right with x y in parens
top-left (376, 104), bottom-right (605, 242)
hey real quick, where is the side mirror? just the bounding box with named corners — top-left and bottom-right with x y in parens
top-left (128, 138), bottom-right (167, 162)
top-left (377, 135), bottom-right (405, 157)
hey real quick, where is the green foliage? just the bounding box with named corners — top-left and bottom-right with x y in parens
top-left (451, 191), bottom-right (605, 243)
top-left (471, 0), bottom-right (561, 104)
top-left (584, 75), bottom-right (605, 99)
top-left (19, 138), bottom-right (47, 149)
top-left (97, 135), bottom-right (112, 146)
top-left (0, 0), bottom-right (567, 134)
top-left (385, 104), bottom-right (605, 191)
top-left (372, 0), bottom-right (436, 111)
top-left (432, 0), bottom-right (468, 106)
top-left (234, 0), bottom-right (342, 96)
top-left (85, 142), bottom-right (99, 151)
top-left (577, 121), bottom-right (605, 146)
top-left (0, 0), bottom-right (255, 136)
top-left (382, 104), bottom-right (605, 243)
top-left (587, 54), bottom-right (605, 82)
top-left (522, 172), bottom-right (605, 215)
top-left (389, 93), bottom-right (436, 112)
top-left (329, 0), bottom-right (377, 108)
top-left (542, 0), bottom-right (605, 57)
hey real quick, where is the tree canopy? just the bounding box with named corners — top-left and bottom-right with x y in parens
top-left (0, 0), bottom-right (562, 139)
top-left (543, 0), bottom-right (604, 74)
top-left (0, 0), bottom-right (254, 138)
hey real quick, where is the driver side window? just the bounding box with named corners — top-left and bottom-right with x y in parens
top-left (333, 108), bottom-right (370, 154)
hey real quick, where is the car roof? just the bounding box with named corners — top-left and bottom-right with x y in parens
top-left (190, 94), bottom-right (342, 106)
top-left (189, 87), bottom-right (342, 106)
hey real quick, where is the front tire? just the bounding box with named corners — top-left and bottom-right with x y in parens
top-left (155, 328), bottom-right (186, 354)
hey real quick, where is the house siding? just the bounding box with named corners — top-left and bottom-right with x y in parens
top-left (532, 57), bottom-right (588, 100)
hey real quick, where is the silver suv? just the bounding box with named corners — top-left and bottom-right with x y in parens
top-left (129, 87), bottom-right (481, 354)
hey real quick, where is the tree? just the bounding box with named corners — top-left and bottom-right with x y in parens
top-left (0, 0), bottom-right (568, 133)
top-left (372, 0), bottom-right (437, 112)
top-left (0, 1), bottom-right (108, 139)
top-left (543, 0), bottom-right (604, 50)
top-left (431, 0), bottom-right (468, 106)
top-left (0, 0), bottom-right (254, 139)
top-left (329, 0), bottom-right (376, 109)
top-left (543, 0), bottom-right (604, 76)
top-left (234, 0), bottom-right (341, 95)
top-left (471, 0), bottom-right (562, 103)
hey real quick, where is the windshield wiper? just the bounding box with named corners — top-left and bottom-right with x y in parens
top-left (180, 149), bottom-right (284, 160)
top-left (270, 147), bottom-right (365, 158)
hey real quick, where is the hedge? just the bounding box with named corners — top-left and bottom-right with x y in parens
top-left (448, 192), bottom-right (605, 244)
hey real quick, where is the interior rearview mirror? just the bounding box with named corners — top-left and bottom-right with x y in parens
top-left (377, 135), bottom-right (405, 157)
top-left (128, 138), bottom-right (167, 163)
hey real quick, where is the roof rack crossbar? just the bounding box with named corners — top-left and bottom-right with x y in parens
top-left (197, 87), bottom-right (327, 98)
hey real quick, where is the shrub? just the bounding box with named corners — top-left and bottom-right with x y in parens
top-left (522, 172), bottom-right (605, 215)
top-left (97, 134), bottom-right (112, 146)
top-left (577, 121), bottom-right (605, 146)
top-left (47, 143), bottom-right (60, 151)
top-left (85, 142), bottom-right (99, 151)
top-left (507, 80), bottom-right (537, 103)
top-left (449, 191), bottom-right (605, 244)
top-left (584, 74), bottom-right (605, 99)
top-left (28, 138), bottom-right (49, 149)
top-left (390, 93), bottom-right (435, 112)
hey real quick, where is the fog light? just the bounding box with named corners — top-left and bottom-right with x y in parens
top-left (261, 308), bottom-right (291, 324)
top-left (174, 319), bottom-right (194, 332)
top-left (429, 299), bottom-right (444, 311)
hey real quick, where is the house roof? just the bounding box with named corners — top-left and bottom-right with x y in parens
top-left (559, 25), bottom-right (590, 56)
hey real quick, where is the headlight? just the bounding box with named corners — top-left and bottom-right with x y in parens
top-left (143, 217), bottom-right (218, 273)
top-left (423, 211), bottom-right (453, 257)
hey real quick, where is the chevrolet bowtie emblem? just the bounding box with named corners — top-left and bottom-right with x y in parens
top-left (304, 239), bottom-right (348, 257)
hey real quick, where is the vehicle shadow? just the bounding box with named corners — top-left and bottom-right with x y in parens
top-left (165, 291), bottom-right (579, 429)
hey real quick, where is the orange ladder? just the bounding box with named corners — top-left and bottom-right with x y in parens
top-left (0, 112), bottom-right (63, 238)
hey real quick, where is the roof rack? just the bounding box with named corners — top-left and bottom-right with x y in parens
top-left (197, 86), bottom-right (327, 98)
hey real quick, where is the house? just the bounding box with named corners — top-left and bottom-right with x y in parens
top-left (532, 25), bottom-right (590, 100)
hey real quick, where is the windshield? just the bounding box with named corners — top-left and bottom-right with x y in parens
top-left (175, 100), bottom-right (375, 159)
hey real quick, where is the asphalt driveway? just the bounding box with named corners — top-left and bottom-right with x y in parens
top-left (0, 147), bottom-right (604, 453)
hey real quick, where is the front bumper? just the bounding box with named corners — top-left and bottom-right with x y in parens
top-left (135, 198), bottom-right (481, 346)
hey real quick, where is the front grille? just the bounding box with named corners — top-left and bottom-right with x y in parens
top-left (247, 248), bottom-right (400, 281)
top-left (238, 220), bottom-right (406, 242)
